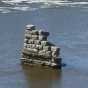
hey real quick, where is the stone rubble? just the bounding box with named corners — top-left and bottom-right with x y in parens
top-left (21, 24), bottom-right (62, 69)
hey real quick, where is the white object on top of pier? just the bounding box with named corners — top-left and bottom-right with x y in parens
top-left (26, 24), bottom-right (35, 30)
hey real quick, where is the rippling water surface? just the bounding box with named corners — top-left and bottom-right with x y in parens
top-left (0, 0), bottom-right (88, 88)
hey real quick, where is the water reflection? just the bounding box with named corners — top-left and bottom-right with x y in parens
top-left (21, 64), bottom-right (62, 88)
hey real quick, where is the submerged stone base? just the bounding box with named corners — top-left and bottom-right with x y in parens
top-left (21, 24), bottom-right (62, 69)
top-left (20, 57), bottom-right (61, 69)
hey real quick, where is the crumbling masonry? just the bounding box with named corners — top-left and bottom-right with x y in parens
top-left (21, 24), bottom-right (61, 69)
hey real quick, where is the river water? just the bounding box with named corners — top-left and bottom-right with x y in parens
top-left (0, 0), bottom-right (88, 88)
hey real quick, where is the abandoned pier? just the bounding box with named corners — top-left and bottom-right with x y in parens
top-left (21, 24), bottom-right (62, 69)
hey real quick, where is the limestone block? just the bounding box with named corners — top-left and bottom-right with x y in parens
top-left (31, 44), bottom-right (36, 49)
top-left (52, 51), bottom-right (59, 58)
top-left (22, 48), bottom-right (38, 55)
top-left (30, 30), bottom-right (39, 35)
top-left (25, 29), bottom-right (31, 34)
top-left (25, 34), bottom-right (32, 39)
top-left (25, 29), bottom-right (39, 35)
top-left (31, 35), bottom-right (38, 40)
top-left (26, 24), bottom-right (36, 30)
top-left (50, 63), bottom-right (57, 67)
top-left (51, 46), bottom-right (60, 52)
top-left (38, 50), bottom-right (46, 56)
top-left (27, 48), bottom-right (38, 53)
top-left (45, 51), bottom-right (52, 57)
top-left (24, 43), bottom-right (27, 48)
top-left (43, 46), bottom-right (51, 51)
top-left (26, 44), bottom-right (36, 49)
top-left (39, 35), bottom-right (47, 41)
top-left (24, 38), bottom-right (28, 43)
top-left (41, 41), bottom-right (48, 46)
top-left (36, 45), bottom-right (43, 50)
top-left (34, 40), bottom-right (41, 45)
top-left (26, 44), bottom-right (32, 48)
top-left (28, 39), bottom-right (34, 44)
top-left (25, 44), bottom-right (30, 48)
top-left (51, 46), bottom-right (60, 58)
top-left (38, 50), bottom-right (52, 58)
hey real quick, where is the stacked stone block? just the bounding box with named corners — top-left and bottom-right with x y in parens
top-left (21, 24), bottom-right (61, 68)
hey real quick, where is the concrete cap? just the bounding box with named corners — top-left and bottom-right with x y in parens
top-left (26, 24), bottom-right (36, 30)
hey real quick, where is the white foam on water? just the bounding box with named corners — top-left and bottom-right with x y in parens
top-left (2, 0), bottom-right (68, 3)
top-left (1, 0), bottom-right (88, 13)
top-left (2, 0), bottom-right (28, 3)
top-left (12, 6), bottom-right (29, 11)
top-left (12, 6), bottom-right (37, 11)
top-left (2, 0), bottom-right (88, 5)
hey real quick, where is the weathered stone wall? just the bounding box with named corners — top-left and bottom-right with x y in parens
top-left (21, 24), bottom-right (61, 68)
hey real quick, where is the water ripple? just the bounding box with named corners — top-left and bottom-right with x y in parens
top-left (0, 0), bottom-right (88, 13)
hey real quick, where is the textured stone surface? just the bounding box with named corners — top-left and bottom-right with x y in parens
top-left (21, 24), bottom-right (61, 68)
